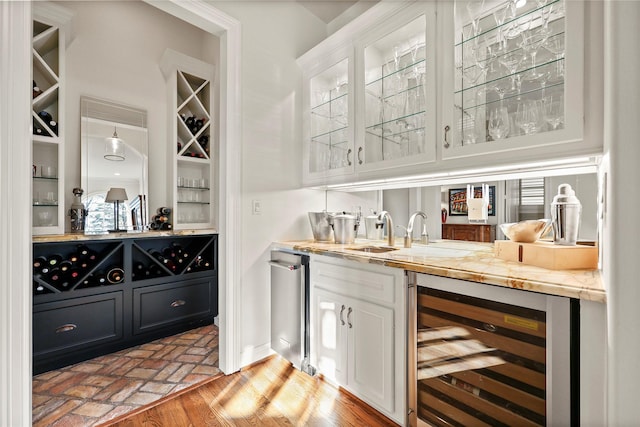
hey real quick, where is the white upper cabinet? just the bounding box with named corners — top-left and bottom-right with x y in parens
top-left (298, 0), bottom-right (602, 188)
top-left (355, 6), bottom-right (437, 176)
top-left (302, 46), bottom-right (355, 183)
top-left (440, 0), bottom-right (594, 165)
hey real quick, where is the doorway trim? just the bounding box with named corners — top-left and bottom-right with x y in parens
top-left (144, 0), bottom-right (242, 376)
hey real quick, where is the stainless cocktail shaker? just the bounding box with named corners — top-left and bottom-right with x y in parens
top-left (550, 183), bottom-right (581, 245)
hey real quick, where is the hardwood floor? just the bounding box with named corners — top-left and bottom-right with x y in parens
top-left (102, 355), bottom-right (400, 426)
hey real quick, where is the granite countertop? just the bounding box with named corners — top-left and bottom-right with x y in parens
top-left (272, 239), bottom-right (606, 303)
top-left (33, 228), bottom-right (218, 243)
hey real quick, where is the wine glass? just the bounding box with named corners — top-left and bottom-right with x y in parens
top-left (466, 0), bottom-right (486, 37)
top-left (544, 32), bottom-right (565, 80)
top-left (488, 105), bottom-right (510, 140)
top-left (516, 99), bottom-right (541, 135)
top-left (492, 2), bottom-right (512, 50)
top-left (521, 29), bottom-right (549, 81)
top-left (498, 47), bottom-right (525, 95)
top-left (542, 95), bottom-right (564, 130)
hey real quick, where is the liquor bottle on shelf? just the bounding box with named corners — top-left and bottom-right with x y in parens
top-left (33, 80), bottom-right (42, 99)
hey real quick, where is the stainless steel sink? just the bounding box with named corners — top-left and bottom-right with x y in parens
top-left (347, 246), bottom-right (399, 253)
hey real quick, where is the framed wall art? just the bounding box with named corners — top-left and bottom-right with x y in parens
top-left (449, 186), bottom-right (495, 216)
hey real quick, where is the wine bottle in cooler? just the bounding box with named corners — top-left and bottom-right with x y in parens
top-left (47, 254), bottom-right (63, 267)
top-left (58, 260), bottom-right (73, 274)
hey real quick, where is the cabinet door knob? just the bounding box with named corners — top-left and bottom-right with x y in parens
top-left (340, 304), bottom-right (346, 326)
top-left (347, 148), bottom-right (352, 166)
top-left (55, 323), bottom-right (77, 333)
top-left (170, 299), bottom-right (186, 307)
top-left (443, 125), bottom-right (451, 148)
top-left (357, 147), bottom-right (363, 165)
top-left (347, 307), bottom-right (353, 328)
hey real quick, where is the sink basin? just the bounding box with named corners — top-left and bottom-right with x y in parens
top-left (348, 246), bottom-right (399, 253)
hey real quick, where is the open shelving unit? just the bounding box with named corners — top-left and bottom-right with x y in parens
top-left (161, 49), bottom-right (217, 230)
top-left (32, 6), bottom-right (71, 235)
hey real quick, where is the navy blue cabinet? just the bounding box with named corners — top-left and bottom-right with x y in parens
top-left (32, 233), bottom-right (218, 374)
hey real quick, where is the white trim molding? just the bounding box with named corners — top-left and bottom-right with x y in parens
top-left (145, 0), bottom-right (242, 375)
top-left (0, 1), bottom-right (34, 425)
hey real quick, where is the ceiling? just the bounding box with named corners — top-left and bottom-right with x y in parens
top-left (296, 0), bottom-right (359, 23)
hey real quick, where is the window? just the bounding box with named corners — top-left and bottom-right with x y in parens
top-left (518, 178), bottom-right (545, 220)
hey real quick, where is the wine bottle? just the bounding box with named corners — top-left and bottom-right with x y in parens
top-left (68, 252), bottom-right (80, 264)
top-left (162, 247), bottom-right (177, 259)
top-left (48, 267), bottom-right (62, 283)
top-left (33, 256), bottom-right (47, 270)
top-left (49, 120), bottom-right (58, 136)
top-left (92, 270), bottom-right (107, 285)
top-left (68, 268), bottom-right (81, 280)
top-left (106, 267), bottom-right (124, 284)
top-left (47, 254), bottom-right (63, 267)
top-left (38, 110), bottom-right (53, 124)
top-left (34, 282), bottom-right (47, 295)
top-left (78, 245), bottom-right (90, 257)
top-left (58, 260), bottom-right (73, 273)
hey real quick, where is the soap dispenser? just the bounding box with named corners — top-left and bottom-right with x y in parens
top-left (551, 183), bottom-right (582, 245)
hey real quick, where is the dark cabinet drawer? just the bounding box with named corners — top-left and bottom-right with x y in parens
top-left (133, 278), bottom-right (214, 334)
top-left (33, 292), bottom-right (123, 357)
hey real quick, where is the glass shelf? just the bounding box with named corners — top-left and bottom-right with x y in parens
top-left (33, 203), bottom-right (58, 207)
top-left (33, 176), bottom-right (58, 181)
top-left (177, 201), bottom-right (211, 205)
top-left (177, 186), bottom-right (210, 190)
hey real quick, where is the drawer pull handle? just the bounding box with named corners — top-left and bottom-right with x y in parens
top-left (339, 304), bottom-right (346, 326)
top-left (357, 147), bottom-right (363, 165)
top-left (346, 148), bottom-right (352, 166)
top-left (347, 307), bottom-right (353, 329)
top-left (55, 324), bottom-right (77, 333)
top-left (171, 299), bottom-right (186, 308)
top-left (483, 323), bottom-right (497, 333)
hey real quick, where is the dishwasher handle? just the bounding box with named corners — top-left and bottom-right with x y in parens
top-left (268, 260), bottom-right (302, 271)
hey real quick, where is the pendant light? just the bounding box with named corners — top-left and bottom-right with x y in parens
top-left (104, 127), bottom-right (125, 161)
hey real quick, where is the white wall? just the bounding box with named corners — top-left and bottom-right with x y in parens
top-left (62, 0), bottom-right (217, 227)
top-left (206, 1), bottom-right (377, 365)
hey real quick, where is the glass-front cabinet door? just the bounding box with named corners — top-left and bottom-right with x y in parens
top-left (357, 6), bottom-right (436, 173)
top-left (441, 0), bottom-right (585, 161)
top-left (303, 50), bottom-right (354, 184)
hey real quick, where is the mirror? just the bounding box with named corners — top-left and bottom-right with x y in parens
top-left (81, 96), bottom-right (148, 233)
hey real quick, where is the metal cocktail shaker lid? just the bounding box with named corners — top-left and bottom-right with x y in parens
top-left (552, 183), bottom-right (581, 206)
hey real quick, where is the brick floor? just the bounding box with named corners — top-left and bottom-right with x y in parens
top-left (32, 324), bottom-right (221, 427)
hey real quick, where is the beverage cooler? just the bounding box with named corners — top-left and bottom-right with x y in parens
top-left (407, 273), bottom-right (578, 427)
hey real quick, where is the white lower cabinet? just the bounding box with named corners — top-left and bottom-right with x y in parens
top-left (310, 255), bottom-right (406, 424)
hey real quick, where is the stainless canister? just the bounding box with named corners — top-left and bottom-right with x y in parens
top-left (330, 213), bottom-right (359, 244)
top-left (68, 187), bottom-right (87, 233)
top-left (364, 214), bottom-right (384, 240)
top-left (308, 211), bottom-right (334, 242)
top-left (550, 183), bottom-right (582, 245)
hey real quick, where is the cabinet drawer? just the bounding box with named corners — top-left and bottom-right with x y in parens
top-left (33, 292), bottom-right (123, 357)
top-left (311, 256), bottom-right (402, 306)
top-left (133, 278), bottom-right (214, 334)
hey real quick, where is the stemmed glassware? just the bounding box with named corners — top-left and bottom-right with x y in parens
top-left (516, 99), bottom-right (541, 135)
top-left (520, 29), bottom-right (549, 81)
top-left (544, 32), bottom-right (565, 80)
top-left (466, 0), bottom-right (486, 37)
top-left (498, 46), bottom-right (525, 95)
top-left (542, 95), bottom-right (564, 130)
top-left (488, 105), bottom-right (510, 140)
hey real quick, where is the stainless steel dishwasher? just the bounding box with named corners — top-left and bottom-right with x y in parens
top-left (269, 251), bottom-right (315, 375)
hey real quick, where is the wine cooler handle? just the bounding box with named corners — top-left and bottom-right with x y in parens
top-left (347, 307), bottom-right (353, 328)
top-left (443, 125), bottom-right (451, 149)
top-left (483, 323), bottom-right (497, 333)
top-left (55, 324), bottom-right (77, 333)
top-left (347, 148), bottom-right (352, 166)
top-left (340, 304), bottom-right (346, 326)
top-left (357, 147), bottom-right (363, 165)
top-left (170, 299), bottom-right (186, 308)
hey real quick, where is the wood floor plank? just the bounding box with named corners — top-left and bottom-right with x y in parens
top-left (105, 355), bottom-right (399, 427)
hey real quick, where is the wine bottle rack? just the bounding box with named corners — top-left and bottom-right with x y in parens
top-left (161, 49), bottom-right (216, 231)
top-left (32, 5), bottom-right (70, 236)
top-left (33, 241), bottom-right (124, 294)
top-left (32, 233), bottom-right (218, 374)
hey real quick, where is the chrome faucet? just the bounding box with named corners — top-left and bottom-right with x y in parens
top-left (377, 211), bottom-right (394, 247)
top-left (405, 211), bottom-right (429, 248)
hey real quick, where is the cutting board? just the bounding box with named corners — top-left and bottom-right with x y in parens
top-left (494, 240), bottom-right (598, 270)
